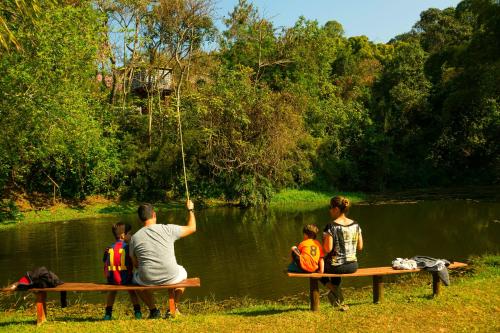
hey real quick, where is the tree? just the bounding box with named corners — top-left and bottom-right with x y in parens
top-left (0, 2), bottom-right (120, 200)
top-left (429, 0), bottom-right (500, 182)
top-left (189, 66), bottom-right (308, 205)
top-left (413, 7), bottom-right (473, 54)
top-left (220, 0), bottom-right (284, 84)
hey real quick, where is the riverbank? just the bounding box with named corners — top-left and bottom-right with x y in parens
top-left (0, 189), bottom-right (365, 228)
top-left (2, 185), bottom-right (498, 228)
top-left (0, 255), bottom-right (498, 332)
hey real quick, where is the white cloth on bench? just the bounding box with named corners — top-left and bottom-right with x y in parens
top-left (392, 258), bottom-right (418, 270)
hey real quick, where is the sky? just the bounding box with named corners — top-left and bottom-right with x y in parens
top-left (215, 0), bottom-right (462, 43)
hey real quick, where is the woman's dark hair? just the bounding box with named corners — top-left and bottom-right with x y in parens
top-left (330, 196), bottom-right (350, 213)
top-left (138, 203), bottom-right (154, 222)
top-left (112, 222), bottom-right (132, 239)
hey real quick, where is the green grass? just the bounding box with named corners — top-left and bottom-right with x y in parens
top-left (269, 189), bottom-right (365, 210)
top-left (1, 255), bottom-right (498, 332)
top-left (270, 189), bottom-right (365, 204)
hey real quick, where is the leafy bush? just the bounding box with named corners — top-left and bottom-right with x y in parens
top-left (0, 200), bottom-right (22, 222)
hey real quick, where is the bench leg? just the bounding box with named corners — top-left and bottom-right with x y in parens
top-left (168, 289), bottom-right (176, 317)
top-left (60, 291), bottom-right (67, 308)
top-left (432, 272), bottom-right (441, 297)
top-left (35, 291), bottom-right (47, 325)
top-left (373, 275), bottom-right (384, 304)
top-left (309, 278), bottom-right (320, 311)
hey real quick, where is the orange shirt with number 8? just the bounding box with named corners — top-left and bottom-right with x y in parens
top-left (298, 239), bottom-right (324, 272)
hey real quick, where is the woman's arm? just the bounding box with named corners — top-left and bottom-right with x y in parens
top-left (357, 232), bottom-right (363, 251)
top-left (319, 257), bottom-right (324, 273)
top-left (323, 233), bottom-right (333, 253)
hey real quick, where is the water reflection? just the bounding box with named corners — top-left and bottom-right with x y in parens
top-left (0, 200), bottom-right (498, 303)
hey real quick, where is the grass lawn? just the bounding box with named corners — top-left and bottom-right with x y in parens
top-left (269, 189), bottom-right (364, 210)
top-left (1, 255), bottom-right (498, 332)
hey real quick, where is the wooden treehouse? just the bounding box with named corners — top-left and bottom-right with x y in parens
top-left (130, 67), bottom-right (173, 98)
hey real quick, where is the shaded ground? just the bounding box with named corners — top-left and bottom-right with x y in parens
top-left (364, 185), bottom-right (500, 204)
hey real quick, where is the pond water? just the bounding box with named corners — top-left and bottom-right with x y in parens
top-left (0, 200), bottom-right (499, 304)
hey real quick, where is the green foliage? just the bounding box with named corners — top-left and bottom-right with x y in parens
top-left (0, 0), bottom-right (44, 52)
top-left (0, 2), bottom-right (120, 199)
top-left (0, 0), bottom-right (498, 206)
top-left (221, 0), bottom-right (278, 76)
top-left (0, 199), bottom-right (22, 222)
top-left (184, 66), bottom-right (310, 204)
top-left (236, 174), bottom-right (274, 207)
top-left (422, 0), bottom-right (500, 183)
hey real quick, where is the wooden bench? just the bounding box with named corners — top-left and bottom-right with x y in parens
top-left (287, 262), bottom-right (467, 311)
top-left (1, 278), bottom-right (200, 325)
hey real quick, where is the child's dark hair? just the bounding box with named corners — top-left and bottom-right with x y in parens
top-left (330, 196), bottom-right (350, 213)
top-left (138, 203), bottom-right (154, 222)
top-left (303, 224), bottom-right (319, 239)
top-left (112, 222), bottom-right (132, 239)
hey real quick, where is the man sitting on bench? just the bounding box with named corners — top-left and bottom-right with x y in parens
top-left (130, 200), bottom-right (196, 318)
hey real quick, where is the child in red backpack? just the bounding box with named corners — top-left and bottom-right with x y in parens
top-left (288, 224), bottom-right (325, 273)
top-left (103, 222), bottom-right (142, 320)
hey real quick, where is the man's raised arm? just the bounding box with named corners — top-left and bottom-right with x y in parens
top-left (179, 199), bottom-right (196, 238)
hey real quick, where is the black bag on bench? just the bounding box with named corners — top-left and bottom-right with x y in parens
top-left (16, 266), bottom-right (64, 290)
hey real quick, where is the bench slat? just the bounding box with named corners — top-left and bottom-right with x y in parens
top-left (287, 262), bottom-right (467, 278)
top-left (2, 278), bottom-right (200, 293)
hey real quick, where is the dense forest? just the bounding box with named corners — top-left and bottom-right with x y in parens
top-left (0, 0), bottom-right (498, 211)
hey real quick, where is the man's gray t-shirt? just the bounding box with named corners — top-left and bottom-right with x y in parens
top-left (129, 224), bottom-right (183, 285)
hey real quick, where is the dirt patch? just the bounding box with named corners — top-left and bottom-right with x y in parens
top-left (13, 192), bottom-right (54, 211)
top-left (11, 192), bottom-right (116, 212)
top-left (82, 195), bottom-right (114, 206)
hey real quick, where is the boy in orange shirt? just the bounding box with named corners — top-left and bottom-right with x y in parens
top-left (288, 224), bottom-right (324, 273)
